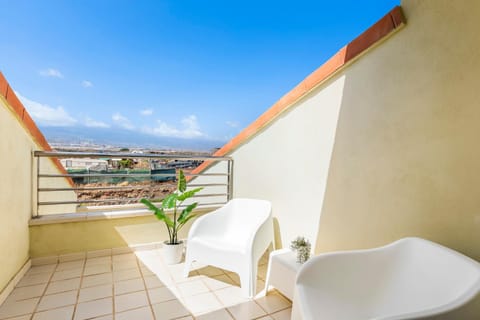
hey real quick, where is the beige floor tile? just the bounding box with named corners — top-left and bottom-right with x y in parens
top-left (196, 266), bottom-right (225, 277)
top-left (270, 307), bottom-right (292, 320)
top-left (45, 277), bottom-right (81, 295)
top-left (37, 290), bottom-right (77, 311)
top-left (56, 260), bottom-right (84, 271)
top-left (202, 275), bottom-right (235, 291)
top-left (114, 291), bottom-right (149, 313)
top-left (256, 279), bottom-right (266, 293)
top-left (32, 305), bottom-right (74, 320)
top-left (152, 300), bottom-right (190, 319)
top-left (0, 297), bottom-right (39, 319)
top-left (195, 308), bottom-right (233, 320)
top-left (16, 273), bottom-right (51, 287)
top-left (112, 247), bottom-right (133, 255)
top-left (255, 292), bottom-right (291, 314)
top-left (91, 315), bottom-right (113, 320)
top-left (181, 292), bottom-right (223, 316)
top-left (225, 272), bottom-right (241, 285)
top-left (86, 249), bottom-right (112, 259)
top-left (81, 273), bottom-right (112, 288)
top-left (86, 256), bottom-right (111, 266)
top-left (113, 268), bottom-right (141, 281)
top-left (227, 301), bottom-right (266, 320)
top-left (114, 278), bottom-right (145, 295)
top-left (143, 275), bottom-right (165, 289)
top-left (176, 316), bottom-right (194, 320)
top-left (140, 267), bottom-right (155, 277)
top-left (147, 287), bottom-right (177, 304)
top-left (115, 306), bottom-right (154, 320)
top-left (257, 265), bottom-right (268, 280)
top-left (177, 280), bottom-right (210, 297)
top-left (31, 256), bottom-right (58, 266)
top-left (59, 253), bottom-right (85, 263)
top-left (51, 268), bottom-right (82, 281)
top-left (112, 253), bottom-right (137, 262)
top-left (84, 264), bottom-right (111, 276)
top-left (113, 260), bottom-right (138, 271)
top-left (2, 315), bottom-right (32, 320)
top-left (213, 286), bottom-right (249, 308)
top-left (256, 316), bottom-right (274, 320)
top-left (78, 284), bottom-right (112, 302)
top-left (9, 283), bottom-right (47, 301)
top-left (27, 264), bottom-right (56, 275)
top-left (74, 297), bottom-right (112, 320)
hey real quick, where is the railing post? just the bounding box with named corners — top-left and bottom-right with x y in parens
top-left (227, 159), bottom-right (234, 201)
top-left (34, 155), bottom-right (40, 218)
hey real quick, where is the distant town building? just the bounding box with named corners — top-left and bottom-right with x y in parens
top-left (60, 158), bottom-right (108, 171)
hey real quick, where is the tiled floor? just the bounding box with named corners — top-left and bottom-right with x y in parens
top-left (0, 249), bottom-right (291, 320)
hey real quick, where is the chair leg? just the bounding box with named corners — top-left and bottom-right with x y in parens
top-left (239, 262), bottom-right (257, 298)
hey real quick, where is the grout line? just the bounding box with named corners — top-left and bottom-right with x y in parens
top-left (136, 253), bottom-right (156, 320)
top-left (110, 253), bottom-right (115, 320)
top-left (70, 257), bottom-right (86, 320)
top-left (29, 260), bottom-right (60, 317)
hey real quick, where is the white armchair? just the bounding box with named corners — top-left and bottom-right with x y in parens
top-left (183, 198), bottom-right (273, 297)
top-left (292, 237), bottom-right (480, 320)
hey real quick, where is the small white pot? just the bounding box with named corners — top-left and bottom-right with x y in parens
top-left (162, 240), bottom-right (184, 264)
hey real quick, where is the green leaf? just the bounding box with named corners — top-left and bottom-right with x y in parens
top-left (177, 214), bottom-right (197, 230)
top-left (162, 194), bottom-right (178, 209)
top-left (141, 198), bottom-right (174, 227)
top-left (178, 202), bottom-right (198, 223)
top-left (178, 170), bottom-right (186, 192)
top-left (177, 187), bottom-right (203, 201)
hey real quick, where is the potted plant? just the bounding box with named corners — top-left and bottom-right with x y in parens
top-left (141, 170), bottom-right (203, 264)
top-left (290, 236), bottom-right (311, 264)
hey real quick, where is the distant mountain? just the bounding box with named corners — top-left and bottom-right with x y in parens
top-left (39, 126), bottom-right (226, 151)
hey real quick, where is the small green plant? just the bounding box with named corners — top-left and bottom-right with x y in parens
top-left (141, 170), bottom-right (203, 245)
top-left (291, 236), bottom-right (311, 264)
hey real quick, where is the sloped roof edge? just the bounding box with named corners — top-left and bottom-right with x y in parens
top-left (0, 72), bottom-right (72, 183)
top-left (193, 6), bottom-right (405, 175)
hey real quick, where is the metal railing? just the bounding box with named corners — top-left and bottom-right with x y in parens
top-left (33, 151), bottom-right (233, 217)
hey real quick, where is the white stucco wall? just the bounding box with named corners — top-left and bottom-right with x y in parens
top-left (230, 76), bottom-right (345, 249)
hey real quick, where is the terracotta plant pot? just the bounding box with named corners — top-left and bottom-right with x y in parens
top-left (163, 240), bottom-right (184, 264)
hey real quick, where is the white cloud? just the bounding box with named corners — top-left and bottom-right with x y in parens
top-left (140, 108), bottom-right (153, 116)
top-left (84, 117), bottom-right (110, 128)
top-left (226, 120), bottom-right (240, 128)
top-left (112, 113), bottom-right (135, 130)
top-left (142, 115), bottom-right (205, 139)
top-left (17, 93), bottom-right (77, 127)
top-left (81, 80), bottom-right (93, 88)
top-left (39, 68), bottom-right (64, 79)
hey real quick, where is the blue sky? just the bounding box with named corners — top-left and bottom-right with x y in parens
top-left (0, 0), bottom-right (398, 147)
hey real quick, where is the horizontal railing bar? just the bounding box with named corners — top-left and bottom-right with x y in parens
top-left (39, 173), bottom-right (227, 178)
top-left (39, 183), bottom-right (228, 192)
top-left (38, 193), bottom-right (228, 205)
top-left (34, 150), bottom-right (232, 161)
top-left (179, 183), bottom-right (228, 187)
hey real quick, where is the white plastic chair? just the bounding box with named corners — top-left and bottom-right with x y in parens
top-left (292, 237), bottom-right (480, 320)
top-left (183, 198), bottom-right (273, 297)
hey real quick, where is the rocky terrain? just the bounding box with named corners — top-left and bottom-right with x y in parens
top-left (76, 180), bottom-right (177, 205)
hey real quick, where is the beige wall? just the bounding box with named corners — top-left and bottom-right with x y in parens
top-left (0, 97), bottom-right (34, 293)
top-left (29, 208), bottom-right (212, 257)
top-left (198, 0), bottom-right (479, 317)
top-left (0, 97), bottom-right (76, 293)
top-left (314, 1), bottom-right (480, 316)
top-left (316, 0), bottom-right (480, 262)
